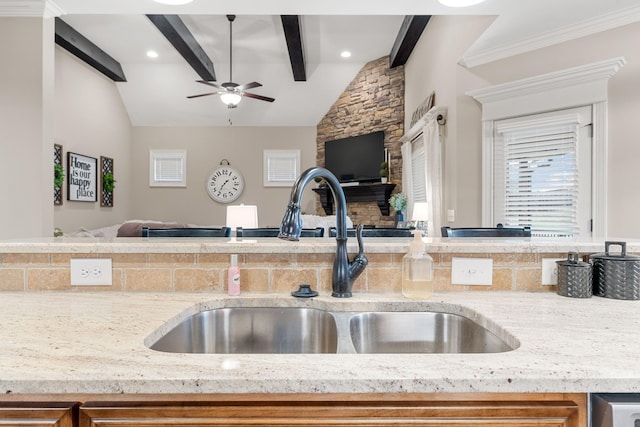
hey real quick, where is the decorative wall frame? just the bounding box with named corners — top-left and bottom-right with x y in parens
top-left (53, 144), bottom-right (63, 205)
top-left (67, 152), bottom-right (97, 202)
top-left (100, 156), bottom-right (114, 207)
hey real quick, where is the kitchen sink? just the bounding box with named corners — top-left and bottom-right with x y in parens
top-left (150, 307), bottom-right (338, 354)
top-left (349, 311), bottom-right (515, 354)
top-left (148, 306), bottom-right (517, 355)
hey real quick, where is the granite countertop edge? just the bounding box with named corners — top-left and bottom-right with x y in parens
top-left (0, 291), bottom-right (638, 395)
top-left (1, 236), bottom-right (640, 254)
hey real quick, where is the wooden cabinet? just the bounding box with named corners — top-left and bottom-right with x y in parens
top-left (0, 402), bottom-right (77, 427)
top-left (78, 393), bottom-right (586, 427)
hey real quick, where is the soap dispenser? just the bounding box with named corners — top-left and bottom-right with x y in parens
top-left (402, 230), bottom-right (434, 299)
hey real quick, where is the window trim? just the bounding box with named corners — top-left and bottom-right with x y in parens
top-left (149, 149), bottom-right (187, 187)
top-left (467, 57), bottom-right (626, 237)
top-left (263, 149), bottom-right (300, 187)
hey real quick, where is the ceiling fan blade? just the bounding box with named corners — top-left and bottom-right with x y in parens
top-left (187, 92), bottom-right (221, 99)
top-left (243, 92), bottom-right (275, 103)
top-left (236, 81), bottom-right (262, 91)
top-left (196, 80), bottom-right (223, 89)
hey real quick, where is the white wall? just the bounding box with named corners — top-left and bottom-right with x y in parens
top-left (130, 126), bottom-right (317, 227)
top-left (405, 17), bottom-right (640, 238)
top-left (0, 18), bottom-right (55, 239)
top-left (404, 16), bottom-right (495, 228)
top-left (53, 47), bottom-right (133, 234)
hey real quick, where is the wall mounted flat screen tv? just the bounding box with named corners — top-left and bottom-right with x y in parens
top-left (324, 131), bottom-right (385, 183)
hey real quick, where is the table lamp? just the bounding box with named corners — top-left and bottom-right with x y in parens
top-left (226, 204), bottom-right (258, 239)
top-left (411, 202), bottom-right (429, 236)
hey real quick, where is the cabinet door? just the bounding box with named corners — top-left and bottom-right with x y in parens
top-left (79, 396), bottom-right (583, 427)
top-left (0, 402), bottom-right (77, 427)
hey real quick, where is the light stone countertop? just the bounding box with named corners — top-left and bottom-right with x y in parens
top-left (0, 236), bottom-right (639, 254)
top-left (0, 291), bottom-right (638, 395)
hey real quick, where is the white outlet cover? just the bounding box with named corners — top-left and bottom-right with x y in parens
top-left (541, 258), bottom-right (565, 285)
top-left (451, 257), bottom-right (493, 286)
top-left (70, 258), bottom-right (112, 286)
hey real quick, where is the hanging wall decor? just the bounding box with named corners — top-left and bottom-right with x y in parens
top-left (100, 156), bottom-right (114, 207)
top-left (67, 152), bottom-right (97, 202)
top-left (54, 144), bottom-right (63, 205)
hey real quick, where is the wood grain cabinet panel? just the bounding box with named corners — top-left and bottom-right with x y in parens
top-left (78, 394), bottom-right (585, 427)
top-left (0, 402), bottom-right (77, 427)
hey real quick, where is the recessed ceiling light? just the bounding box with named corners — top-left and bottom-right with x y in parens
top-left (341, 51), bottom-right (352, 58)
top-left (437, 0), bottom-right (485, 7)
top-left (153, 0), bottom-right (193, 5)
top-left (146, 50), bottom-right (159, 58)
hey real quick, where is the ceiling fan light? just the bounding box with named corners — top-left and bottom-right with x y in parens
top-left (220, 92), bottom-right (242, 106)
top-left (437, 0), bottom-right (485, 7)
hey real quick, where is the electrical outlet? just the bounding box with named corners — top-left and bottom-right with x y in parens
top-left (541, 258), bottom-right (565, 285)
top-left (451, 257), bottom-right (493, 286)
top-left (70, 258), bottom-right (112, 286)
top-left (447, 209), bottom-right (455, 222)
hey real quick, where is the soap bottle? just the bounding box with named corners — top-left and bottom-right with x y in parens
top-left (228, 254), bottom-right (241, 296)
top-left (402, 230), bottom-right (434, 299)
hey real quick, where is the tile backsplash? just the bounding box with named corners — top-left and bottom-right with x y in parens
top-left (0, 251), bottom-right (564, 293)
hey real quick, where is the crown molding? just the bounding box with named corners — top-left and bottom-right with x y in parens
top-left (467, 56), bottom-right (626, 106)
top-left (0, 0), bottom-right (65, 17)
top-left (460, 4), bottom-right (640, 68)
top-left (467, 57), bottom-right (625, 123)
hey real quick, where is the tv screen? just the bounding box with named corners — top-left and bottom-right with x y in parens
top-left (324, 131), bottom-right (385, 183)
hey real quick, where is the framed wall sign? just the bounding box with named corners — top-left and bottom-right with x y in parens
top-left (67, 152), bottom-right (97, 202)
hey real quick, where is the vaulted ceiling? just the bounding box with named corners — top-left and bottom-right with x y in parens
top-left (5, 0), bottom-right (640, 126)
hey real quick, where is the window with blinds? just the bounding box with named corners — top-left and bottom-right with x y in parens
top-left (411, 138), bottom-right (427, 203)
top-left (493, 108), bottom-right (592, 237)
top-left (263, 149), bottom-right (300, 187)
top-left (149, 149), bottom-right (187, 187)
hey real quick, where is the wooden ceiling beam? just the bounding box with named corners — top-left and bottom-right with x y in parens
top-left (281, 15), bottom-right (306, 81)
top-left (54, 18), bottom-right (127, 82)
top-left (389, 15), bottom-right (431, 68)
top-left (147, 14), bottom-right (216, 81)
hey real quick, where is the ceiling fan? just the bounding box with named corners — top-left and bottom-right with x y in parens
top-left (187, 15), bottom-right (275, 109)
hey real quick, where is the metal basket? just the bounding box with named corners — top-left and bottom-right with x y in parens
top-left (556, 252), bottom-right (592, 298)
top-left (590, 241), bottom-right (640, 300)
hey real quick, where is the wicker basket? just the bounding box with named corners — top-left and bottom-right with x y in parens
top-left (556, 252), bottom-right (592, 298)
top-left (590, 241), bottom-right (640, 300)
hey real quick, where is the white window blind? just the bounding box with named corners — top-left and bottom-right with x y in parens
top-left (411, 138), bottom-right (427, 203)
top-left (494, 113), bottom-right (584, 237)
top-left (149, 149), bottom-right (187, 187)
top-left (267, 157), bottom-right (296, 181)
top-left (263, 150), bottom-right (300, 187)
top-left (155, 158), bottom-right (184, 182)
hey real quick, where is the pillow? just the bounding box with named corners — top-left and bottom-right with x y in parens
top-left (117, 222), bottom-right (188, 237)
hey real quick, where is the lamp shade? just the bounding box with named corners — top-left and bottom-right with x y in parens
top-left (220, 92), bottom-right (242, 106)
top-left (411, 202), bottom-right (429, 221)
top-left (226, 204), bottom-right (258, 229)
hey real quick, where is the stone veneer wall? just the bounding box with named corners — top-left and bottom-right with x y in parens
top-left (316, 56), bottom-right (404, 227)
top-left (0, 251), bottom-right (565, 293)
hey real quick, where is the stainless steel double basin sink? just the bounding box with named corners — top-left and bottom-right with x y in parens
top-left (149, 306), bottom-right (518, 355)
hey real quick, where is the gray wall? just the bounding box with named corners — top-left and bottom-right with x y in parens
top-left (0, 18), bottom-right (55, 238)
top-left (54, 47), bottom-right (133, 233)
top-left (130, 126), bottom-right (317, 227)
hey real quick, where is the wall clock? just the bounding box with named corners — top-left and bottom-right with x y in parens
top-left (206, 165), bottom-right (244, 203)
